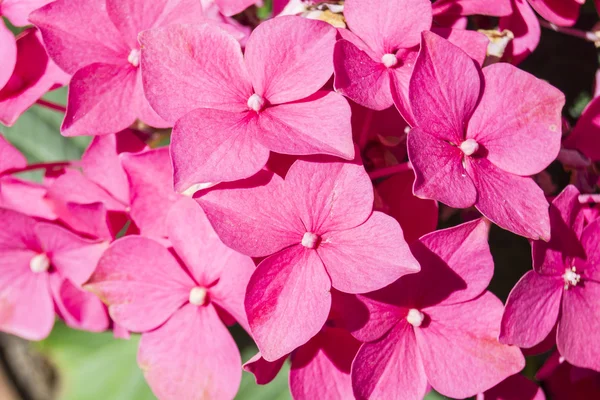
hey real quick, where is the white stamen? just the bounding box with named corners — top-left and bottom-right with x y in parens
top-left (30, 253), bottom-right (50, 273)
top-left (381, 53), bottom-right (398, 68)
top-left (247, 94), bottom-right (265, 112)
top-left (563, 267), bottom-right (581, 290)
top-left (301, 232), bottom-right (320, 249)
top-left (460, 139), bottom-right (479, 156)
top-left (406, 308), bottom-right (424, 327)
top-left (128, 49), bottom-right (141, 67)
top-left (189, 287), bottom-right (208, 306)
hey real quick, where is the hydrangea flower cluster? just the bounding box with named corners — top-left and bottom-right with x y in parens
top-left (1, 0), bottom-right (599, 399)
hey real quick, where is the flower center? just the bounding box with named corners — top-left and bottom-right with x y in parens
top-left (563, 267), bottom-right (581, 290)
top-left (460, 139), bottom-right (479, 156)
top-left (128, 49), bottom-right (141, 68)
top-left (247, 93), bottom-right (265, 112)
top-left (189, 287), bottom-right (208, 306)
top-left (406, 308), bottom-right (424, 327)
top-left (301, 232), bottom-right (320, 249)
top-left (381, 53), bottom-right (398, 68)
top-left (30, 253), bottom-right (50, 273)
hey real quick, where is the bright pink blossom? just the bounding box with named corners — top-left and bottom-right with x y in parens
top-left (140, 17), bottom-right (354, 191)
top-left (29, 0), bottom-right (206, 136)
top-left (86, 198), bottom-right (255, 400)
top-left (197, 159), bottom-right (419, 361)
top-left (0, 208), bottom-right (109, 340)
top-left (500, 185), bottom-right (600, 372)
top-left (349, 219), bottom-right (525, 399)
top-left (407, 31), bottom-right (564, 240)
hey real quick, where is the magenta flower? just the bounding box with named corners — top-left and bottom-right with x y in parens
top-left (140, 17), bottom-right (354, 191)
top-left (564, 96), bottom-right (600, 162)
top-left (0, 208), bottom-right (109, 340)
top-left (500, 185), bottom-right (600, 372)
top-left (537, 351), bottom-right (600, 399)
top-left (349, 219), bottom-right (525, 399)
top-left (407, 31), bottom-right (564, 240)
top-left (477, 373), bottom-right (545, 400)
top-left (197, 159), bottom-right (419, 360)
top-left (29, 0), bottom-right (206, 136)
top-left (86, 198), bottom-right (255, 400)
top-left (432, 0), bottom-right (513, 19)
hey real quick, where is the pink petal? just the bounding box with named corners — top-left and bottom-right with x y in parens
top-left (61, 63), bottom-right (137, 136)
top-left (417, 292), bottom-right (525, 398)
top-left (138, 304), bottom-right (241, 400)
top-left (245, 16), bottom-right (336, 104)
top-left (1, 0), bottom-right (53, 26)
top-left (558, 281), bottom-right (600, 371)
top-left (197, 170), bottom-right (301, 257)
top-left (319, 211), bottom-right (419, 293)
top-left (171, 108), bottom-right (269, 190)
top-left (246, 245), bottom-right (331, 361)
top-left (0, 207), bottom-right (40, 250)
top-left (106, 0), bottom-right (204, 48)
top-left (407, 127), bottom-right (478, 209)
top-left (0, 135), bottom-right (26, 174)
top-left (500, 270), bottom-right (563, 348)
top-left (499, 0), bottom-right (541, 65)
top-left (139, 23), bottom-right (252, 123)
top-left (564, 96), bottom-right (600, 162)
top-left (29, 0), bottom-right (128, 74)
top-left (52, 202), bottom-right (115, 241)
top-left (86, 236), bottom-right (193, 332)
top-left (213, 0), bottom-right (256, 16)
top-left (528, 0), bottom-right (582, 27)
top-left (243, 352), bottom-right (286, 385)
top-left (0, 177), bottom-right (56, 220)
top-left (410, 31), bottom-right (482, 142)
top-left (284, 159), bottom-right (374, 232)
top-left (290, 327), bottom-right (360, 400)
top-left (478, 373), bottom-right (546, 400)
top-left (352, 321), bottom-right (428, 400)
top-left (0, 22), bottom-right (17, 90)
top-left (343, 0), bottom-right (432, 56)
top-left (432, 0), bottom-right (513, 17)
top-left (333, 39), bottom-right (393, 111)
top-left (432, 27), bottom-right (489, 66)
top-left (257, 91), bottom-right (354, 160)
top-left (579, 219), bottom-right (600, 281)
top-left (467, 157), bottom-right (551, 240)
top-left (121, 148), bottom-right (180, 239)
top-left (35, 222), bottom-right (107, 285)
top-left (467, 63), bottom-right (564, 176)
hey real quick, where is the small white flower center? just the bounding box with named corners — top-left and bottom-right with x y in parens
top-left (247, 93), bottom-right (265, 112)
top-left (189, 287), bottom-right (208, 306)
top-left (301, 232), bottom-right (320, 249)
top-left (30, 253), bottom-right (50, 273)
top-left (128, 49), bottom-right (141, 67)
top-left (563, 267), bottom-right (581, 290)
top-left (406, 309), bottom-right (424, 327)
top-left (381, 53), bottom-right (398, 68)
top-left (460, 139), bottom-right (479, 156)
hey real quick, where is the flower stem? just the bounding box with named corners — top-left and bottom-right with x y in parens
top-left (368, 162), bottom-right (411, 180)
top-left (538, 19), bottom-right (600, 44)
top-left (35, 99), bottom-right (67, 113)
top-left (4, 161), bottom-right (73, 175)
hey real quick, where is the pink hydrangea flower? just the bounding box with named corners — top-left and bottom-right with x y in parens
top-left (140, 17), bottom-right (354, 191)
top-left (432, 0), bottom-right (513, 19)
top-left (0, 208), bottom-right (109, 340)
top-left (197, 159), bottom-right (419, 360)
top-left (537, 351), bottom-right (600, 399)
top-left (407, 31), bottom-right (565, 240)
top-left (477, 373), bottom-right (546, 400)
top-left (29, 0), bottom-right (206, 136)
top-left (86, 198), bottom-right (255, 400)
top-left (349, 219), bottom-right (525, 400)
top-left (564, 96), bottom-right (600, 162)
top-left (500, 185), bottom-right (600, 372)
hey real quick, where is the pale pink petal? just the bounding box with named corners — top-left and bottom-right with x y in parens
top-left (0, 177), bottom-right (56, 220)
top-left (478, 373), bottom-right (546, 400)
top-left (171, 108), bottom-right (269, 191)
top-left (1, 0), bottom-right (54, 26)
top-left (410, 31), bottom-right (482, 142)
top-left (197, 170), bottom-right (301, 257)
top-left (121, 148), bottom-right (180, 239)
top-left (528, 0), bottom-right (582, 27)
top-left (467, 158), bottom-right (551, 240)
top-left (0, 22), bottom-right (17, 90)
top-left (352, 321), bottom-right (428, 400)
top-left (432, 0), bottom-right (513, 17)
top-left (0, 207), bottom-right (40, 250)
top-left (467, 63), bottom-right (564, 175)
top-left (213, 0), bottom-right (256, 16)
top-left (284, 159), bottom-right (374, 232)
top-left (333, 39), bottom-right (393, 111)
top-left (500, 271), bottom-right (563, 348)
top-left (558, 281), bottom-right (600, 371)
top-left (138, 304), bottom-right (241, 400)
top-left (407, 127), bottom-right (478, 209)
top-left (0, 136), bottom-right (26, 174)
top-left (246, 246), bottom-right (331, 361)
top-left (319, 211), bottom-right (419, 293)
top-left (29, 0), bottom-right (128, 74)
top-left (499, 0), bottom-right (541, 65)
top-left (256, 92), bottom-right (354, 159)
top-left (35, 222), bottom-right (107, 285)
top-left (133, 72), bottom-right (170, 129)
top-left (343, 0), bottom-right (432, 56)
top-left (139, 23), bottom-right (252, 123)
top-left (86, 236), bottom-right (193, 332)
top-left (418, 292), bottom-right (525, 398)
top-left (243, 353), bottom-right (286, 385)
